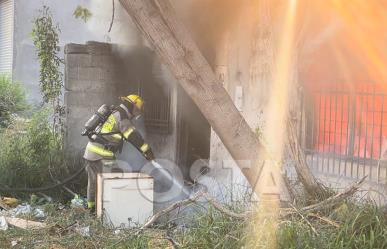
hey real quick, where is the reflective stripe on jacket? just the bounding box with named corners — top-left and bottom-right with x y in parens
top-left (83, 104), bottom-right (150, 161)
top-left (86, 143), bottom-right (114, 157)
top-left (84, 105), bottom-right (134, 161)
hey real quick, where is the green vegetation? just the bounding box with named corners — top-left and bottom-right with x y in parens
top-left (31, 5), bottom-right (64, 135)
top-left (176, 206), bottom-right (246, 248)
top-left (0, 109), bottom-right (60, 188)
top-left (0, 6), bottom-right (83, 200)
top-left (278, 203), bottom-right (386, 249)
top-left (0, 112), bottom-right (83, 200)
top-left (0, 108), bottom-right (84, 199)
top-left (0, 199), bottom-right (385, 248)
top-left (0, 74), bottom-right (27, 128)
top-left (31, 6), bottom-right (63, 105)
top-left (73, 5), bottom-right (93, 23)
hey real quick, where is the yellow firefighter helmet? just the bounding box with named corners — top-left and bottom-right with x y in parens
top-left (120, 94), bottom-right (144, 110)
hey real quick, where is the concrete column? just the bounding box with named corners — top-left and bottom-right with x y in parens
top-left (64, 41), bottom-right (120, 156)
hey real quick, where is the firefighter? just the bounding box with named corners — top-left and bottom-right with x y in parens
top-left (82, 94), bottom-right (155, 210)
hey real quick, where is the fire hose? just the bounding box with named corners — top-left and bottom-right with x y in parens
top-left (0, 135), bottom-right (143, 193)
top-left (0, 160), bottom-right (190, 201)
top-left (0, 165), bottom-right (86, 193)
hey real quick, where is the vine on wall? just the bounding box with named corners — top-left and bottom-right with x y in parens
top-left (31, 6), bottom-right (64, 134)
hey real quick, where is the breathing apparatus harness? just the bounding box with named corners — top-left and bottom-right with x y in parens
top-left (81, 104), bottom-right (131, 153)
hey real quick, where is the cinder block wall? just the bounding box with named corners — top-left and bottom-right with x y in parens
top-left (64, 41), bottom-right (179, 166)
top-left (64, 41), bottom-right (121, 155)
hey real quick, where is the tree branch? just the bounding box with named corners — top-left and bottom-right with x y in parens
top-left (141, 190), bottom-right (205, 229)
top-left (108, 0), bottom-right (115, 33)
top-left (281, 176), bottom-right (367, 216)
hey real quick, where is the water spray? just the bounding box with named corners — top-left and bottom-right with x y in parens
top-left (149, 160), bottom-right (191, 197)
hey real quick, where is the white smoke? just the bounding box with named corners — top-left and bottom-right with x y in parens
top-left (87, 1), bottom-right (186, 204)
top-left (87, 0), bottom-right (141, 47)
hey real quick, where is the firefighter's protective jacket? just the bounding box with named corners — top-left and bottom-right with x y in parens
top-left (83, 104), bottom-right (150, 161)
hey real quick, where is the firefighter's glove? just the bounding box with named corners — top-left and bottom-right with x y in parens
top-left (143, 148), bottom-right (155, 161)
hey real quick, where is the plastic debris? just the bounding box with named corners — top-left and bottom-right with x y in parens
top-left (75, 226), bottom-right (90, 237)
top-left (13, 204), bottom-right (32, 216)
top-left (0, 216), bottom-right (8, 231)
top-left (34, 208), bottom-right (46, 218)
top-left (71, 195), bottom-right (87, 209)
top-left (5, 204), bottom-right (46, 219)
top-left (11, 240), bottom-right (18, 247)
top-left (58, 203), bottom-right (66, 210)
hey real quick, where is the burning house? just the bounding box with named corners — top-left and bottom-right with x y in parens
top-left (62, 0), bottom-right (387, 205)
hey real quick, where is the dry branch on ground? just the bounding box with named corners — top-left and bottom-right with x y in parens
top-left (5, 217), bottom-right (46, 230)
top-left (140, 176), bottom-right (366, 228)
top-left (286, 117), bottom-right (327, 197)
top-left (141, 191), bottom-right (206, 229)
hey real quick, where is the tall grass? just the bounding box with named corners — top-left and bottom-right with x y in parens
top-left (0, 197), bottom-right (385, 248)
top-left (0, 108), bottom-right (85, 199)
top-left (0, 75), bottom-right (86, 200)
top-left (0, 109), bottom-right (62, 187)
top-left (177, 206), bottom-right (247, 248)
top-left (278, 202), bottom-right (386, 249)
top-left (0, 74), bottom-right (27, 128)
top-left (175, 201), bottom-right (386, 249)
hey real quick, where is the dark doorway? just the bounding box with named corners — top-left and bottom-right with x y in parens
top-left (176, 86), bottom-right (211, 181)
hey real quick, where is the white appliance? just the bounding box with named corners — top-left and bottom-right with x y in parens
top-left (96, 173), bottom-right (154, 228)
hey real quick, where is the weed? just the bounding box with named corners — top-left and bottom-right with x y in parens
top-left (0, 199), bottom-right (385, 248)
top-left (0, 74), bottom-right (27, 128)
top-left (0, 109), bottom-right (85, 199)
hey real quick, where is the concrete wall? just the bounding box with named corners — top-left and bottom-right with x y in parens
top-left (64, 41), bottom-right (179, 164)
top-left (64, 41), bottom-right (122, 155)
